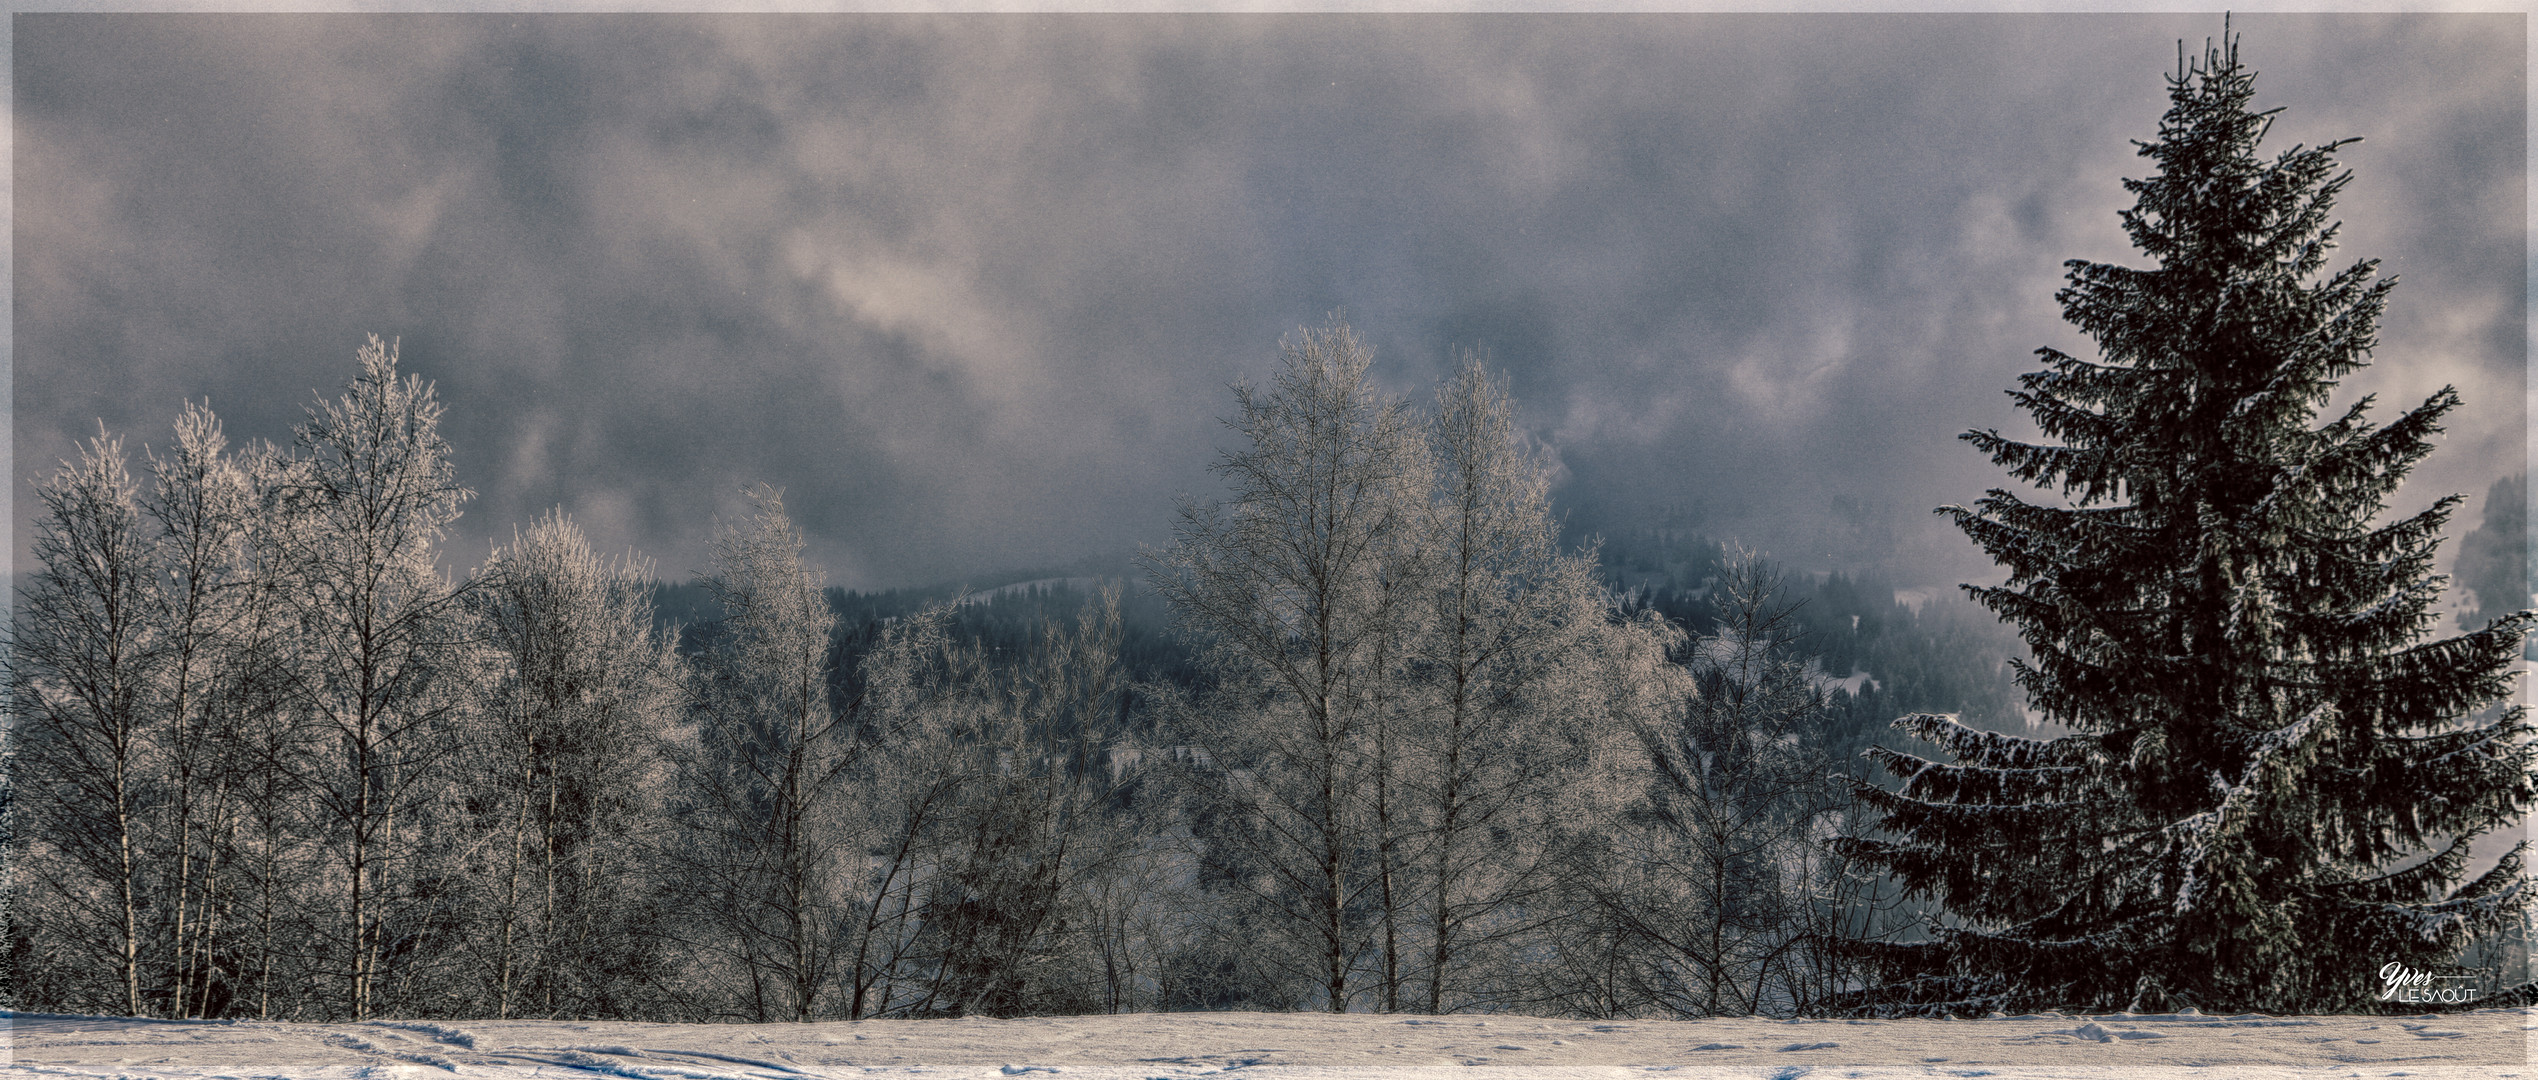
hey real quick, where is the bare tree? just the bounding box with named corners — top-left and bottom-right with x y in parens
top-left (14, 428), bottom-right (158, 1016)
top-left (1401, 358), bottom-right (1614, 1013)
top-left (469, 510), bottom-right (681, 1018)
top-left (269, 335), bottom-right (474, 1020)
top-left (670, 485), bottom-right (855, 1022)
top-left (837, 591), bottom-right (1143, 1018)
top-left (218, 436), bottom-right (325, 1022)
top-left (834, 602), bottom-right (984, 1019)
top-left (136, 402), bottom-right (277, 1018)
top-left (1479, 586), bottom-right (1691, 1019)
top-left (1609, 554), bottom-right (1851, 1017)
top-left (1145, 319), bottom-right (1430, 1012)
top-left (816, 598), bottom-right (969, 1020)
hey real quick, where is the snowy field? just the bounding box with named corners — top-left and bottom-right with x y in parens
top-left (5, 1008), bottom-right (2531, 1080)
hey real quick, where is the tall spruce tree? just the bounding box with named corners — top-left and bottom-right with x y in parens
top-left (1841, 32), bottom-right (2535, 1015)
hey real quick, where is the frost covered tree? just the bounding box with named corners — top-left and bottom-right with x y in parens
top-left (1610, 555), bottom-right (1850, 1017)
top-left (468, 510), bottom-right (681, 1018)
top-left (840, 591), bottom-right (1145, 1018)
top-left (139, 403), bottom-right (298, 1020)
top-left (12, 406), bottom-right (300, 1020)
top-left (270, 336), bottom-right (475, 1020)
top-left (667, 485), bottom-right (857, 1022)
top-left (1148, 323), bottom-right (1682, 1015)
top-left (1145, 319), bottom-right (1430, 1012)
top-left (824, 602), bottom-right (981, 1021)
top-left (1841, 34), bottom-right (2535, 1015)
top-left (1405, 357), bottom-right (1615, 1013)
top-left (14, 429), bottom-right (158, 1016)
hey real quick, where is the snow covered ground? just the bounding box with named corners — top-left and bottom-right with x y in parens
top-left (5, 1007), bottom-right (2530, 1079)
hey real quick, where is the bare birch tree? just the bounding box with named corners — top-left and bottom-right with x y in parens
top-left (14, 428), bottom-right (158, 1016)
top-left (469, 510), bottom-right (681, 1018)
top-left (137, 402), bottom-right (278, 1018)
top-left (1146, 319), bottom-right (1430, 1012)
top-left (1402, 358), bottom-right (1614, 1012)
top-left (270, 335), bottom-right (473, 1020)
top-left (670, 485), bottom-right (854, 1022)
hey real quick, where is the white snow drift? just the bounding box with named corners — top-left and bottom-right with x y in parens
top-left (5, 1007), bottom-right (2531, 1079)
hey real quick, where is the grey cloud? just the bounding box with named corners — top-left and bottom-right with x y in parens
top-left (15, 13), bottom-right (2523, 590)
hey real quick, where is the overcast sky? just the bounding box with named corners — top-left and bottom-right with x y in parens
top-left (13, 11), bottom-right (2525, 592)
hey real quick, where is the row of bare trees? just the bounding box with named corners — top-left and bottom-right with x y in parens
top-left (3, 337), bottom-right (1166, 1022)
top-left (10, 326), bottom-right (1906, 1021)
top-left (658, 494), bottom-right (1164, 1022)
top-left (13, 338), bottom-right (484, 1018)
top-left (1142, 322), bottom-right (1910, 1015)
top-left (9, 338), bottom-right (689, 1020)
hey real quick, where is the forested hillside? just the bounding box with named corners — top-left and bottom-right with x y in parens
top-left (650, 538), bottom-right (2029, 773)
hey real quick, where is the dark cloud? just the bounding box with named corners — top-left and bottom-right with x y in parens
top-left (15, 12), bottom-right (2523, 590)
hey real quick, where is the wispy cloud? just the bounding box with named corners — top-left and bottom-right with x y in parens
top-left (16, 12), bottom-right (2521, 588)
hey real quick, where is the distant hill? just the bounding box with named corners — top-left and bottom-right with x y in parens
top-left (651, 555), bottom-right (1203, 697)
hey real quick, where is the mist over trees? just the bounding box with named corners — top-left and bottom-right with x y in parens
top-left (9, 36), bottom-right (2527, 1025)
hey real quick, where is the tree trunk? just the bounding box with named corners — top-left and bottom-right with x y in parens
top-left (1427, 700), bottom-right (1463, 1013)
top-left (170, 785), bottom-right (194, 1018)
top-left (1374, 700), bottom-right (1401, 1015)
top-left (257, 833), bottom-right (278, 1021)
top-left (1322, 737), bottom-right (1348, 1013)
top-left (543, 766), bottom-right (562, 1017)
top-left (498, 750), bottom-right (532, 1019)
top-left (187, 798), bottom-right (231, 1018)
top-left (116, 759), bottom-right (143, 1017)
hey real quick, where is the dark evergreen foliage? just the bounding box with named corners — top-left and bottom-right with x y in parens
top-left (1837, 33), bottom-right (2536, 1016)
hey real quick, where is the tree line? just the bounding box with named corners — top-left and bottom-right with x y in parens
top-left (6, 329), bottom-right (1896, 1021)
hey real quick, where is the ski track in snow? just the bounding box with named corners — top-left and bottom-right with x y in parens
top-left (3, 1008), bottom-right (2530, 1079)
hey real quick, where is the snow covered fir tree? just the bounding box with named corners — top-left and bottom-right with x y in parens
top-left (1837, 33), bottom-right (2536, 1016)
